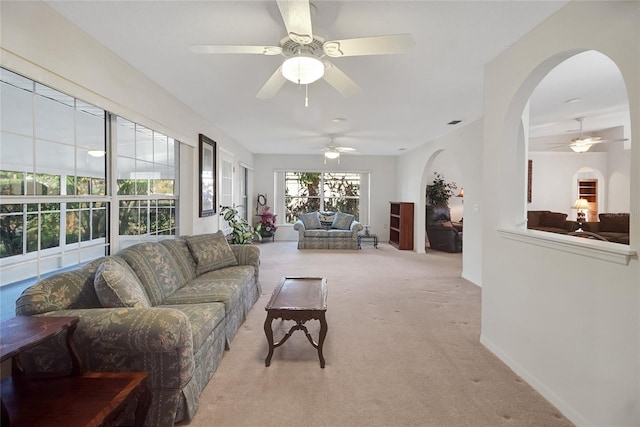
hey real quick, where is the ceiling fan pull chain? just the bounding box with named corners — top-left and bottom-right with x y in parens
top-left (305, 84), bottom-right (309, 107)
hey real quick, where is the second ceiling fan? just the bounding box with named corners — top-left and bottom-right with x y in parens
top-left (190, 0), bottom-right (415, 100)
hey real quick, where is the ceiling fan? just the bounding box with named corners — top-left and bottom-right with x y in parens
top-left (317, 136), bottom-right (357, 162)
top-left (547, 117), bottom-right (628, 153)
top-left (189, 0), bottom-right (415, 101)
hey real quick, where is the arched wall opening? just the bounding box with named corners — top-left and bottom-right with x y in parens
top-left (525, 50), bottom-right (631, 239)
top-left (419, 149), bottom-right (463, 254)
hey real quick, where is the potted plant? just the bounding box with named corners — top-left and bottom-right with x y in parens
top-left (220, 205), bottom-right (262, 244)
top-left (257, 206), bottom-right (277, 238)
top-left (426, 172), bottom-right (457, 206)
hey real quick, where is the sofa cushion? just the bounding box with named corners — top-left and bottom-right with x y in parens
top-left (160, 238), bottom-right (197, 283)
top-left (185, 231), bottom-right (238, 276)
top-left (163, 273), bottom-right (244, 314)
top-left (115, 242), bottom-right (184, 306)
top-left (318, 212), bottom-right (335, 228)
top-left (331, 211), bottom-right (354, 230)
top-left (160, 302), bottom-right (226, 350)
top-left (300, 211), bottom-right (322, 229)
top-left (599, 213), bottom-right (629, 233)
top-left (540, 211), bottom-right (567, 229)
top-left (327, 229), bottom-right (353, 238)
top-left (527, 211), bottom-right (545, 228)
top-left (94, 257), bottom-right (151, 308)
top-left (15, 257), bottom-right (107, 316)
top-left (304, 229), bottom-right (329, 237)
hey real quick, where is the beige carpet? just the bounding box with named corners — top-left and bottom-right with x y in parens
top-left (182, 242), bottom-right (572, 427)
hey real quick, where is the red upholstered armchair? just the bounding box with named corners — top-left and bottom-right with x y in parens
top-left (426, 205), bottom-right (462, 253)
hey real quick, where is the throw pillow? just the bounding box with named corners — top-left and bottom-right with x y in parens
top-left (94, 257), bottom-right (151, 308)
top-left (185, 231), bottom-right (238, 276)
top-left (300, 211), bottom-right (322, 229)
top-left (599, 213), bottom-right (629, 233)
top-left (540, 212), bottom-right (567, 228)
top-left (318, 212), bottom-right (335, 228)
top-left (331, 211), bottom-right (354, 230)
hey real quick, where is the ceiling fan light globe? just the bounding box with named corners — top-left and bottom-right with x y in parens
top-left (324, 151), bottom-right (340, 159)
top-left (282, 55), bottom-right (324, 85)
top-left (570, 143), bottom-right (592, 153)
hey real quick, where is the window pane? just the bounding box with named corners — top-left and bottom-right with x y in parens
top-left (91, 178), bottom-right (106, 196)
top-left (136, 126), bottom-right (153, 162)
top-left (1, 133), bottom-right (34, 173)
top-left (0, 170), bottom-right (25, 196)
top-left (80, 209), bottom-right (91, 241)
top-left (92, 203), bottom-right (107, 239)
top-left (26, 213), bottom-right (38, 253)
top-left (116, 117), bottom-right (136, 158)
top-left (153, 133), bottom-right (168, 164)
top-left (1, 74), bottom-right (34, 137)
top-left (66, 209), bottom-right (79, 244)
top-left (40, 211), bottom-right (60, 250)
top-left (35, 89), bottom-right (74, 144)
top-left (0, 205), bottom-right (24, 258)
top-left (75, 105), bottom-right (105, 151)
top-left (119, 200), bottom-right (139, 235)
top-left (35, 173), bottom-right (61, 196)
top-left (36, 139), bottom-right (74, 176)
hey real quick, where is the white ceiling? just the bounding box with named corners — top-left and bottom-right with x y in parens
top-left (45, 1), bottom-right (629, 156)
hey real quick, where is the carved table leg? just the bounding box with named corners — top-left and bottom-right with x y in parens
top-left (264, 313), bottom-right (275, 367)
top-left (317, 312), bottom-right (328, 368)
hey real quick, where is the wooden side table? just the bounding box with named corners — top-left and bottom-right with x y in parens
top-left (0, 316), bottom-right (151, 427)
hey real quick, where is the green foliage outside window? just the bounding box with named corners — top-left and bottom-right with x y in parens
top-left (285, 172), bottom-right (360, 223)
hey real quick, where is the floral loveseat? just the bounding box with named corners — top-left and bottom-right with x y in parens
top-left (14, 231), bottom-right (260, 426)
top-left (293, 211), bottom-right (363, 249)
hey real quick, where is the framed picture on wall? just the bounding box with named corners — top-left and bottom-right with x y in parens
top-left (199, 133), bottom-right (216, 217)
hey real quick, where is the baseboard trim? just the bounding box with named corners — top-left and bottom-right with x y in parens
top-left (479, 334), bottom-right (587, 427)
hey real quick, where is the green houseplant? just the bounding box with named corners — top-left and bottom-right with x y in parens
top-left (220, 205), bottom-right (262, 244)
top-left (426, 172), bottom-right (458, 206)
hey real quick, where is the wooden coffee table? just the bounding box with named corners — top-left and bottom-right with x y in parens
top-left (264, 277), bottom-right (328, 368)
top-left (0, 316), bottom-right (151, 427)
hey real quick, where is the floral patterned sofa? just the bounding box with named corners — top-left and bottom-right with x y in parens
top-left (14, 231), bottom-right (260, 426)
top-left (293, 211), bottom-right (363, 249)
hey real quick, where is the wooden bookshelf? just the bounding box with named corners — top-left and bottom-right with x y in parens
top-left (389, 202), bottom-right (414, 250)
top-left (578, 179), bottom-right (598, 222)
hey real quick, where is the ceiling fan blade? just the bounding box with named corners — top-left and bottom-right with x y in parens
top-left (277, 0), bottom-right (313, 45)
top-left (322, 62), bottom-right (362, 97)
top-left (190, 45), bottom-right (282, 55)
top-left (256, 66), bottom-right (287, 99)
top-left (323, 34), bottom-right (415, 57)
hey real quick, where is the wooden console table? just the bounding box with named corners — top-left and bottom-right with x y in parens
top-left (264, 277), bottom-right (328, 368)
top-left (0, 316), bottom-right (150, 427)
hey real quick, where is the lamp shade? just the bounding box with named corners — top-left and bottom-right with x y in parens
top-left (572, 198), bottom-right (590, 210)
top-left (281, 55), bottom-right (325, 85)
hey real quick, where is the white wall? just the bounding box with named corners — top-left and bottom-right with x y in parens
top-left (482, 2), bottom-right (639, 426)
top-left (398, 119), bottom-right (483, 286)
top-left (253, 154), bottom-right (396, 242)
top-left (0, 1), bottom-right (254, 236)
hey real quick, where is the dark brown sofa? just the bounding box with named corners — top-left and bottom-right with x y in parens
top-left (527, 210), bottom-right (579, 234)
top-left (581, 213), bottom-right (630, 244)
